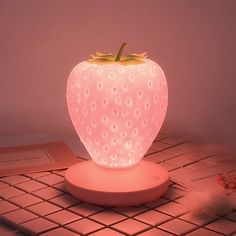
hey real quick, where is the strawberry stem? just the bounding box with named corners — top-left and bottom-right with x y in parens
top-left (115, 43), bottom-right (127, 61)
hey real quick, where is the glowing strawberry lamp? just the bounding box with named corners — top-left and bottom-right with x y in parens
top-left (65, 43), bottom-right (169, 206)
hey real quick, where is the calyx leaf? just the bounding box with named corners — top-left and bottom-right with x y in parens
top-left (88, 43), bottom-right (147, 65)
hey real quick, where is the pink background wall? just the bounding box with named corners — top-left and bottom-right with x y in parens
top-left (1, 1), bottom-right (235, 150)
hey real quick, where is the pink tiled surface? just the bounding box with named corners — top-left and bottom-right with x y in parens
top-left (0, 134), bottom-right (235, 236)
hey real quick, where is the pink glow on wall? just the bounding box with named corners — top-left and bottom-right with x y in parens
top-left (66, 59), bottom-right (168, 168)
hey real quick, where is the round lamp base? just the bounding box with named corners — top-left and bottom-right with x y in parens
top-left (65, 160), bottom-right (169, 206)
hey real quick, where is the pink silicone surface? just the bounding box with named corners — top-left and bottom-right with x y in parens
top-left (66, 59), bottom-right (168, 168)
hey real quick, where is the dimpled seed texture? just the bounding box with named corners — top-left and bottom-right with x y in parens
top-left (66, 49), bottom-right (168, 168)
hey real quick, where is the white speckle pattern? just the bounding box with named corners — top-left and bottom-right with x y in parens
top-left (83, 72), bottom-right (89, 80)
top-left (134, 109), bottom-right (141, 118)
top-left (125, 97), bottom-right (132, 107)
top-left (90, 101), bottom-right (96, 111)
top-left (101, 98), bottom-right (108, 107)
top-left (147, 80), bottom-right (153, 89)
top-left (115, 97), bottom-right (121, 105)
top-left (108, 72), bottom-right (115, 80)
top-left (111, 123), bottom-right (118, 132)
top-left (122, 83), bottom-right (128, 92)
top-left (97, 68), bottom-right (103, 76)
top-left (111, 86), bottom-right (118, 95)
top-left (76, 79), bottom-right (80, 88)
top-left (118, 67), bottom-right (125, 74)
top-left (97, 81), bottom-right (103, 90)
top-left (128, 74), bottom-right (135, 83)
top-left (144, 100), bottom-right (151, 110)
top-left (84, 89), bottom-right (90, 98)
top-left (66, 59), bottom-right (168, 168)
top-left (101, 115), bottom-right (108, 124)
top-left (76, 94), bottom-right (81, 103)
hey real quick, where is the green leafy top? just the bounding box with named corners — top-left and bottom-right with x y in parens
top-left (87, 43), bottom-right (148, 65)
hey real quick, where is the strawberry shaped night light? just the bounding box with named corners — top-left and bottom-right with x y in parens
top-left (65, 43), bottom-right (169, 206)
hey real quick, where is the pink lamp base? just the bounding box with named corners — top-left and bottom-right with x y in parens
top-left (65, 160), bottom-right (169, 206)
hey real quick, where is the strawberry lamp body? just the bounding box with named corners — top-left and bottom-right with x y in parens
top-left (66, 59), bottom-right (168, 168)
top-left (65, 45), bottom-right (169, 206)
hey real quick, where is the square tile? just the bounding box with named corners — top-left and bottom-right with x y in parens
top-left (135, 210), bottom-right (171, 226)
top-left (27, 201), bottom-right (61, 216)
top-left (45, 209), bottom-right (81, 225)
top-left (145, 198), bottom-right (169, 209)
top-left (25, 172), bottom-right (51, 179)
top-left (56, 170), bottom-right (66, 177)
top-left (66, 218), bottom-right (103, 235)
top-left (2, 209), bottom-right (38, 224)
top-left (161, 137), bottom-right (187, 145)
top-left (37, 174), bottom-right (64, 186)
top-left (144, 152), bottom-right (174, 163)
top-left (0, 187), bottom-right (25, 199)
top-left (186, 228), bottom-right (223, 236)
top-left (0, 200), bottom-right (19, 214)
top-left (0, 221), bottom-right (18, 235)
top-left (170, 183), bottom-right (189, 192)
top-left (167, 155), bottom-right (196, 167)
top-left (159, 162), bottom-right (179, 171)
top-left (89, 228), bottom-right (125, 236)
top-left (16, 180), bottom-right (47, 192)
top-left (1, 175), bottom-right (30, 185)
top-left (20, 217), bottom-right (58, 235)
top-left (159, 218), bottom-right (197, 235)
top-left (154, 133), bottom-right (169, 142)
top-left (146, 142), bottom-right (170, 155)
top-left (162, 187), bottom-right (185, 201)
top-left (90, 210), bottom-right (126, 225)
top-left (157, 202), bottom-right (188, 217)
top-left (40, 227), bottom-right (78, 236)
top-left (0, 182), bottom-right (9, 189)
top-left (69, 202), bottom-right (103, 217)
top-left (112, 218), bottom-right (150, 235)
top-left (180, 212), bottom-right (218, 226)
top-left (170, 168), bottom-right (191, 177)
top-left (186, 161), bottom-right (213, 170)
top-left (112, 206), bottom-right (148, 217)
top-left (226, 212), bottom-right (236, 222)
top-left (177, 152), bottom-right (207, 161)
top-left (205, 218), bottom-right (236, 235)
top-left (49, 194), bottom-right (80, 208)
top-left (32, 187), bottom-right (64, 200)
top-left (53, 182), bottom-right (67, 192)
top-left (138, 228), bottom-right (175, 236)
top-left (164, 147), bottom-right (184, 156)
top-left (9, 193), bottom-right (42, 207)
